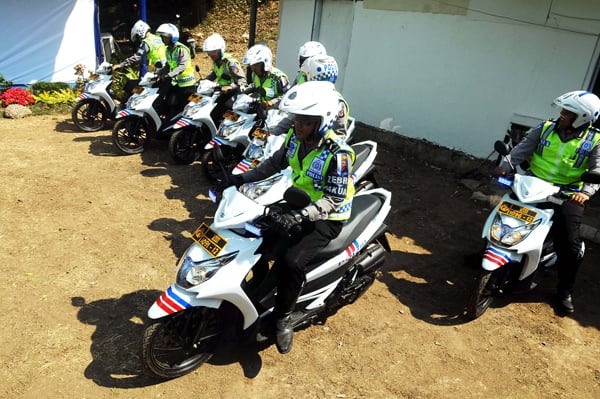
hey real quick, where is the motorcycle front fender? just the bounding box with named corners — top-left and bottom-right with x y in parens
top-left (204, 136), bottom-right (231, 150)
top-left (115, 109), bottom-right (144, 119)
top-left (481, 245), bottom-right (523, 271)
top-left (77, 92), bottom-right (100, 102)
top-left (147, 284), bottom-right (223, 319)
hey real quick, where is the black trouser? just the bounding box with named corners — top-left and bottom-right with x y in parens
top-left (158, 82), bottom-right (195, 122)
top-left (273, 219), bottom-right (343, 292)
top-left (550, 201), bottom-right (585, 296)
top-left (210, 90), bottom-right (237, 126)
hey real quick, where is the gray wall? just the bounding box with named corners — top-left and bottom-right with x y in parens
top-left (277, 0), bottom-right (600, 158)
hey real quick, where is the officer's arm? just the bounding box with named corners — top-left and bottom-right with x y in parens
top-left (582, 144), bottom-right (600, 197)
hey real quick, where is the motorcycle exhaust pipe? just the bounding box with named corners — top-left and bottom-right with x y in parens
top-left (354, 243), bottom-right (386, 275)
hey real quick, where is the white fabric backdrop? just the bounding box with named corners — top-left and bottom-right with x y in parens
top-left (0, 0), bottom-right (97, 85)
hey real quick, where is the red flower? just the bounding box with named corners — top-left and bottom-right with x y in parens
top-left (0, 88), bottom-right (35, 107)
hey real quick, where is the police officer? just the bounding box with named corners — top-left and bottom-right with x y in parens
top-left (113, 20), bottom-right (167, 103)
top-left (202, 33), bottom-right (247, 124)
top-left (113, 20), bottom-right (167, 73)
top-left (242, 44), bottom-right (290, 110)
top-left (495, 91), bottom-right (600, 313)
top-left (293, 41), bottom-right (327, 86)
top-left (222, 81), bottom-right (355, 354)
top-left (155, 23), bottom-right (196, 121)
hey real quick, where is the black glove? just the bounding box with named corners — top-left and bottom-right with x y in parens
top-left (217, 174), bottom-right (244, 192)
top-left (158, 74), bottom-right (172, 84)
top-left (268, 210), bottom-right (303, 235)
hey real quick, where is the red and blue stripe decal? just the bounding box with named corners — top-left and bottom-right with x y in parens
top-left (483, 247), bottom-right (511, 267)
top-left (345, 240), bottom-right (359, 257)
top-left (155, 286), bottom-right (192, 314)
top-left (117, 109), bottom-right (132, 118)
top-left (234, 159), bottom-right (252, 173)
top-left (175, 118), bottom-right (192, 128)
top-left (78, 93), bottom-right (90, 100)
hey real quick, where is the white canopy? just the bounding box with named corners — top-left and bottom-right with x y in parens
top-left (0, 0), bottom-right (99, 85)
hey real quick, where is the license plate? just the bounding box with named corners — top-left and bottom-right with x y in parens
top-left (191, 222), bottom-right (228, 257)
top-left (497, 201), bottom-right (538, 224)
top-left (223, 110), bottom-right (240, 121)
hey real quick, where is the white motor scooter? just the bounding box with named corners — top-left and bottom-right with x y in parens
top-left (140, 172), bottom-right (392, 379)
top-left (201, 93), bottom-right (288, 181)
top-left (71, 62), bottom-right (121, 132)
top-left (231, 115), bottom-right (356, 175)
top-left (111, 72), bottom-right (182, 155)
top-left (467, 140), bottom-right (600, 319)
top-left (167, 79), bottom-right (223, 165)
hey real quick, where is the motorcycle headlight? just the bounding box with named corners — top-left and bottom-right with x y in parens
top-left (246, 142), bottom-right (265, 160)
top-left (239, 173), bottom-right (285, 200)
top-left (128, 93), bottom-right (148, 108)
top-left (176, 251), bottom-right (238, 288)
top-left (490, 213), bottom-right (541, 246)
top-left (218, 118), bottom-right (245, 138)
top-left (183, 103), bottom-right (204, 118)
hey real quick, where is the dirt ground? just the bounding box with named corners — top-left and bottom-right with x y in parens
top-left (1, 113), bottom-right (600, 399)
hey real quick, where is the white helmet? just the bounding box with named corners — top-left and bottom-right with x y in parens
top-left (279, 81), bottom-right (340, 136)
top-left (243, 44), bottom-right (272, 72)
top-left (156, 23), bottom-right (179, 43)
top-left (552, 91), bottom-right (600, 129)
top-left (202, 33), bottom-right (226, 55)
top-left (300, 55), bottom-right (338, 83)
top-left (298, 41), bottom-right (327, 66)
top-left (130, 20), bottom-right (150, 42)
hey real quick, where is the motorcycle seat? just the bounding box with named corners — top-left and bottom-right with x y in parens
top-left (308, 194), bottom-right (383, 265)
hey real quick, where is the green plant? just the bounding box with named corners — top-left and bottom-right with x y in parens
top-left (112, 67), bottom-right (139, 101)
top-left (0, 73), bottom-right (12, 93)
top-left (30, 81), bottom-right (71, 94)
top-left (0, 87), bottom-right (35, 106)
top-left (33, 88), bottom-right (77, 105)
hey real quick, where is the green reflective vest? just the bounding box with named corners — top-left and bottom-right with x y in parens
top-left (530, 120), bottom-right (600, 188)
top-left (252, 67), bottom-right (288, 101)
top-left (212, 53), bottom-right (240, 86)
top-left (142, 33), bottom-right (167, 67)
top-left (285, 129), bottom-right (356, 221)
top-left (166, 42), bottom-right (195, 87)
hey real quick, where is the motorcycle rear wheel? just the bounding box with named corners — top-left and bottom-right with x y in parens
top-left (72, 99), bottom-right (109, 132)
top-left (168, 128), bottom-right (210, 165)
top-left (141, 307), bottom-right (222, 379)
top-left (466, 270), bottom-right (494, 319)
top-left (112, 116), bottom-right (150, 155)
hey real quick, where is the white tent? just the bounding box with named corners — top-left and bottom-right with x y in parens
top-left (0, 0), bottom-right (100, 85)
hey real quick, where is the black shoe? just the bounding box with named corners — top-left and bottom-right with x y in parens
top-left (275, 315), bottom-right (294, 354)
top-left (558, 294), bottom-right (575, 313)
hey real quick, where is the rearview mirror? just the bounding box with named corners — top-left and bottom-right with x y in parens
top-left (494, 140), bottom-right (511, 156)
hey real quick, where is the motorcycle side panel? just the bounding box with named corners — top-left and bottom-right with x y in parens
top-left (306, 188), bottom-right (391, 282)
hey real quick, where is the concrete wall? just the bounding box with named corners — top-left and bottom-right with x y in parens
top-left (276, 0), bottom-right (600, 158)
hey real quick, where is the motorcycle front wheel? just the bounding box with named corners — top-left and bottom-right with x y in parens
top-left (141, 307), bottom-right (223, 379)
top-left (466, 270), bottom-right (494, 319)
top-left (112, 116), bottom-right (150, 155)
top-left (200, 145), bottom-right (242, 183)
top-left (72, 99), bottom-right (109, 132)
top-left (168, 128), bottom-right (210, 165)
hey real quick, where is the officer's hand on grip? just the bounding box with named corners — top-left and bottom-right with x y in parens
top-left (268, 210), bottom-right (303, 235)
top-left (217, 174), bottom-right (244, 192)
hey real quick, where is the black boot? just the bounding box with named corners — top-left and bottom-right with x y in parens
top-left (273, 286), bottom-right (302, 354)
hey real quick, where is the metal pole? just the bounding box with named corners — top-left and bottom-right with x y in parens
top-left (249, 0), bottom-right (258, 48)
top-left (140, 0), bottom-right (147, 76)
